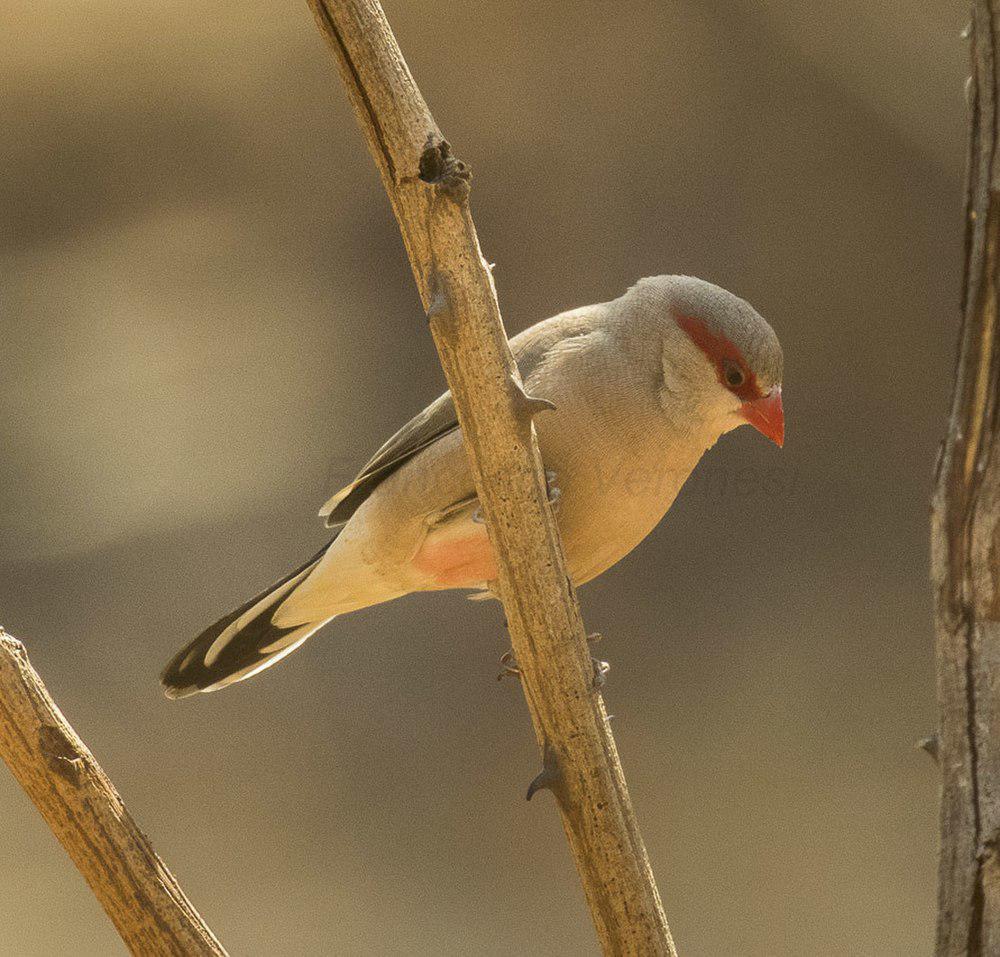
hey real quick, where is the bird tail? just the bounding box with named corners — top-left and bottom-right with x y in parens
top-left (160, 541), bottom-right (335, 699)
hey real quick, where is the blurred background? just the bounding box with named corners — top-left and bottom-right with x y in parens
top-left (0, 1), bottom-right (969, 953)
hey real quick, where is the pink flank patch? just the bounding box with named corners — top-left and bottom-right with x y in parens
top-left (413, 524), bottom-right (498, 588)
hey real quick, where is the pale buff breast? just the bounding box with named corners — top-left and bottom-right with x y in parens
top-left (534, 406), bottom-right (706, 586)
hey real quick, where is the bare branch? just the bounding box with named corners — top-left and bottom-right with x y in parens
top-left (306, 2), bottom-right (677, 953)
top-left (0, 629), bottom-right (226, 956)
top-left (933, 3), bottom-right (1000, 954)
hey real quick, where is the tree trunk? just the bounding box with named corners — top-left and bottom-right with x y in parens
top-left (933, 3), bottom-right (1000, 953)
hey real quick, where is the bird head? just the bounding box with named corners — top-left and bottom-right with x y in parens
top-left (629, 276), bottom-right (784, 447)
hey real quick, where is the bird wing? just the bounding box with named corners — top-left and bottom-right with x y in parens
top-left (319, 390), bottom-right (459, 525)
top-left (319, 308), bottom-right (597, 527)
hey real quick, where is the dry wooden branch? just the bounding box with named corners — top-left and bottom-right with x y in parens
top-left (933, 4), bottom-right (1000, 954)
top-left (306, 2), bottom-right (676, 953)
top-left (0, 628), bottom-right (226, 956)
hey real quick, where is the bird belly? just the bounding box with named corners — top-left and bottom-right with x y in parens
top-left (544, 432), bottom-right (702, 586)
top-left (558, 483), bottom-right (678, 585)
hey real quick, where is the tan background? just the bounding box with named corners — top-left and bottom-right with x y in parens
top-left (0, 1), bottom-right (968, 954)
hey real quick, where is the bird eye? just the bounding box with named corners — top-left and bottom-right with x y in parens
top-left (723, 361), bottom-right (746, 388)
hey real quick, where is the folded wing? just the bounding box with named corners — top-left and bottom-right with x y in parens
top-left (319, 307), bottom-right (599, 527)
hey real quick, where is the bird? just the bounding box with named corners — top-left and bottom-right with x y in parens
top-left (161, 275), bottom-right (784, 698)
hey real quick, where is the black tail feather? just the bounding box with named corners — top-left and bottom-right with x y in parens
top-left (160, 541), bottom-right (333, 698)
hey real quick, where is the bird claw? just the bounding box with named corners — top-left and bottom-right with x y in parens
top-left (588, 632), bottom-right (609, 688)
top-left (592, 656), bottom-right (610, 689)
top-left (473, 469), bottom-right (559, 525)
top-left (497, 649), bottom-right (520, 681)
top-left (498, 647), bottom-right (608, 690)
top-left (545, 469), bottom-right (561, 512)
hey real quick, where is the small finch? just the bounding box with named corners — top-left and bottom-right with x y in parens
top-left (161, 275), bottom-right (784, 698)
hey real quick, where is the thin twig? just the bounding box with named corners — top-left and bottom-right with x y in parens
top-left (306, 2), bottom-right (676, 953)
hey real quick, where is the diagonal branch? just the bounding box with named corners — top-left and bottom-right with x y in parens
top-left (306, 2), bottom-right (677, 953)
top-left (0, 629), bottom-right (227, 956)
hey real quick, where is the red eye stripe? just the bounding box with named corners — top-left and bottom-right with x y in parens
top-left (675, 313), bottom-right (763, 402)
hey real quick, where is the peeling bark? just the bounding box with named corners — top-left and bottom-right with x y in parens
top-left (933, 4), bottom-right (1000, 953)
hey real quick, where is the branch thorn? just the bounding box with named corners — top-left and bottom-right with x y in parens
top-left (510, 376), bottom-right (556, 421)
top-left (526, 743), bottom-right (561, 801)
top-left (917, 733), bottom-right (940, 763)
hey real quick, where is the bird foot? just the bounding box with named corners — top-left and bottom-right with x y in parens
top-left (587, 632), bottom-right (609, 688)
top-left (544, 469), bottom-right (561, 512)
top-left (592, 656), bottom-right (611, 689)
top-left (473, 469), bottom-right (560, 525)
top-left (497, 646), bottom-right (609, 690)
top-left (497, 649), bottom-right (520, 681)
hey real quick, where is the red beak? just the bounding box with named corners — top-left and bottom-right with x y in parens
top-left (740, 386), bottom-right (784, 447)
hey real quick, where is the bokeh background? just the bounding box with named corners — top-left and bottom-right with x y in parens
top-left (1, 1), bottom-right (970, 953)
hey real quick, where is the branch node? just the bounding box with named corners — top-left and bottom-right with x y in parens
top-left (526, 743), bottom-right (561, 802)
top-left (38, 724), bottom-right (85, 786)
top-left (418, 136), bottom-right (471, 202)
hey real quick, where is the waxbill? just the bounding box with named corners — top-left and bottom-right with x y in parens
top-left (161, 275), bottom-right (784, 698)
